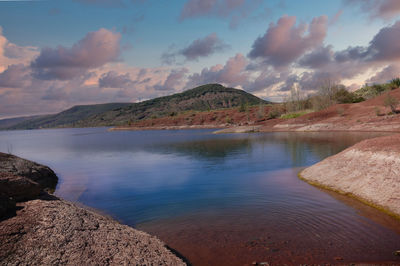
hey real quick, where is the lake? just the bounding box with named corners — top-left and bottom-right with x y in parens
top-left (0, 128), bottom-right (399, 265)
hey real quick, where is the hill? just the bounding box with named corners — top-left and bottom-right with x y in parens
top-left (8, 103), bottom-right (132, 130)
top-left (6, 84), bottom-right (268, 130)
top-left (75, 84), bottom-right (267, 127)
top-left (0, 115), bottom-right (46, 130)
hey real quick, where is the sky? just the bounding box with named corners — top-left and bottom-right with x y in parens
top-left (0, 0), bottom-right (400, 118)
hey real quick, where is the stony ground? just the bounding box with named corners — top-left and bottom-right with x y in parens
top-left (0, 152), bottom-right (185, 265)
top-left (0, 197), bottom-right (185, 265)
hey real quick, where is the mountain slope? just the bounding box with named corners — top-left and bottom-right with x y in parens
top-left (69, 84), bottom-right (268, 127)
top-left (7, 84), bottom-right (268, 129)
top-left (0, 115), bottom-right (46, 129)
top-left (8, 103), bottom-right (132, 130)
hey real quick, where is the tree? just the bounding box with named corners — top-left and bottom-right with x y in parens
top-left (284, 85), bottom-right (306, 112)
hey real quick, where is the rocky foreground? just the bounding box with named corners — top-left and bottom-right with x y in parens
top-left (300, 134), bottom-right (400, 219)
top-left (0, 153), bottom-right (185, 265)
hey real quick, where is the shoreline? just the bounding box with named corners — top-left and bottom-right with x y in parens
top-left (298, 133), bottom-right (400, 220)
top-left (0, 153), bottom-right (186, 265)
top-left (108, 124), bottom-right (227, 131)
top-left (298, 172), bottom-right (400, 221)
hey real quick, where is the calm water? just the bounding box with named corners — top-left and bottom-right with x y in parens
top-left (0, 128), bottom-right (399, 265)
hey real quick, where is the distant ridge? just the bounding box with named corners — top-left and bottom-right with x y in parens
top-left (6, 103), bottom-right (132, 130)
top-left (0, 115), bottom-right (45, 130)
top-left (4, 84), bottom-right (268, 130)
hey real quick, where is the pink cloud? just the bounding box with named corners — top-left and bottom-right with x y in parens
top-left (367, 64), bottom-right (400, 84)
top-left (248, 15), bottom-right (328, 68)
top-left (154, 68), bottom-right (188, 91)
top-left (0, 64), bottom-right (30, 88)
top-left (98, 71), bottom-right (134, 88)
top-left (367, 20), bottom-right (400, 62)
top-left (31, 28), bottom-right (121, 80)
top-left (162, 33), bottom-right (229, 64)
top-left (186, 53), bottom-right (249, 88)
top-left (0, 27), bottom-right (39, 71)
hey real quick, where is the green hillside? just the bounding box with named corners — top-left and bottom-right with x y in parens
top-left (8, 103), bottom-right (131, 130)
top-left (74, 84), bottom-right (268, 127)
top-left (6, 84), bottom-right (268, 129)
top-left (0, 115), bottom-right (46, 129)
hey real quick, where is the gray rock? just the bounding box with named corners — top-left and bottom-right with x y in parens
top-left (0, 172), bottom-right (41, 201)
top-left (0, 198), bottom-right (185, 265)
top-left (0, 152), bottom-right (186, 265)
top-left (0, 153), bottom-right (58, 191)
top-left (0, 194), bottom-right (16, 219)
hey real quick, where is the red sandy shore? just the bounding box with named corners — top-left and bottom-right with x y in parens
top-left (259, 88), bottom-right (400, 133)
top-left (111, 88), bottom-right (400, 134)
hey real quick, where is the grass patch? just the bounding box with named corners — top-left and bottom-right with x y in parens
top-left (280, 110), bottom-right (312, 119)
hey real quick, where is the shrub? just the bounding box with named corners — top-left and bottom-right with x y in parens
top-left (375, 107), bottom-right (383, 116)
top-left (384, 94), bottom-right (399, 113)
top-left (355, 82), bottom-right (394, 99)
top-left (390, 78), bottom-right (400, 88)
top-left (238, 102), bottom-right (248, 112)
top-left (333, 88), bottom-right (353, 103)
top-left (332, 88), bottom-right (365, 104)
top-left (267, 104), bottom-right (284, 119)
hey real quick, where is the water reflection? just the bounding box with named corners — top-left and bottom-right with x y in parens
top-left (0, 128), bottom-right (398, 264)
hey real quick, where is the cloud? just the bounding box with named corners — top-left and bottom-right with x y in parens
top-left (154, 68), bottom-right (189, 91)
top-left (0, 28), bottom-right (191, 118)
top-left (290, 20), bottom-right (400, 91)
top-left (0, 64), bottom-right (31, 89)
top-left (186, 53), bottom-right (249, 88)
top-left (367, 64), bottom-right (400, 84)
top-left (162, 33), bottom-right (229, 64)
top-left (248, 15), bottom-right (328, 68)
top-left (367, 20), bottom-right (400, 61)
top-left (98, 71), bottom-right (134, 88)
top-left (181, 33), bottom-right (229, 61)
top-left (0, 26), bottom-right (39, 72)
top-left (246, 70), bottom-right (287, 92)
top-left (298, 45), bottom-right (334, 68)
top-left (31, 28), bottom-right (121, 80)
top-left (326, 20), bottom-right (400, 64)
top-left (345, 0), bottom-right (400, 20)
top-left (329, 9), bottom-right (343, 25)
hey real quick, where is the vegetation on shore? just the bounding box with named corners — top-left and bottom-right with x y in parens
top-left (265, 78), bottom-right (400, 120)
top-left (3, 84), bottom-right (268, 130)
